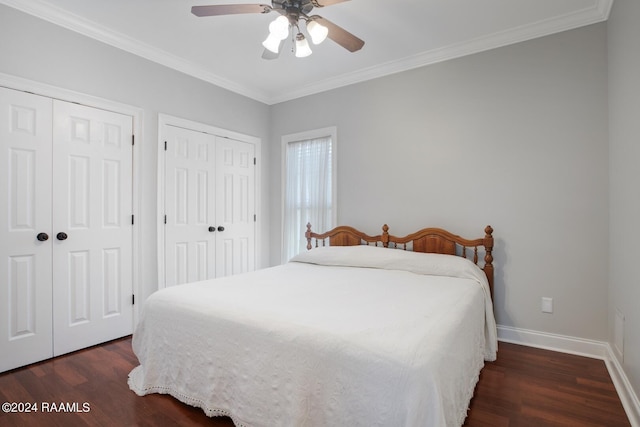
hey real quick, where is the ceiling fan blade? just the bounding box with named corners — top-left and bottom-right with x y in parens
top-left (311, 0), bottom-right (350, 7)
top-left (313, 16), bottom-right (364, 52)
top-left (191, 4), bottom-right (272, 17)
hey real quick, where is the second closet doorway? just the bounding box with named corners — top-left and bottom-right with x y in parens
top-left (159, 116), bottom-right (260, 288)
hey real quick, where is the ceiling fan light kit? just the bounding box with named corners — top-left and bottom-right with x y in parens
top-left (269, 15), bottom-right (290, 38)
top-left (192, 0), bottom-right (365, 59)
top-left (262, 14), bottom-right (323, 56)
top-left (295, 33), bottom-right (313, 57)
top-left (262, 32), bottom-right (283, 53)
top-left (307, 20), bottom-right (329, 44)
top-left (262, 15), bottom-right (289, 53)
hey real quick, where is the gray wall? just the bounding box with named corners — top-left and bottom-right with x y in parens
top-left (2, 2), bottom-right (627, 387)
top-left (270, 23), bottom-right (610, 341)
top-left (608, 0), bottom-right (640, 402)
top-left (0, 5), bottom-right (271, 303)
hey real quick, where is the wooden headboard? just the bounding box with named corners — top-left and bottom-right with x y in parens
top-left (306, 223), bottom-right (495, 296)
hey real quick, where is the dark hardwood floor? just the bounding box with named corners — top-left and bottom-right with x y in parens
top-left (464, 343), bottom-right (630, 427)
top-left (0, 337), bottom-right (630, 426)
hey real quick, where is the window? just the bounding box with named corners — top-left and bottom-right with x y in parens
top-left (282, 127), bottom-right (337, 262)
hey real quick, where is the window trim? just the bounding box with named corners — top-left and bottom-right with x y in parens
top-left (281, 126), bottom-right (337, 263)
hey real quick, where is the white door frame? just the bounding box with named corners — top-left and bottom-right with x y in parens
top-left (0, 72), bottom-right (143, 325)
top-left (157, 114), bottom-right (261, 289)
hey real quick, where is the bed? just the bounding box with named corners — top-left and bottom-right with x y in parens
top-left (128, 224), bottom-right (497, 427)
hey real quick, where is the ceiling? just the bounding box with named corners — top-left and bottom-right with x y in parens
top-left (1, 0), bottom-right (612, 105)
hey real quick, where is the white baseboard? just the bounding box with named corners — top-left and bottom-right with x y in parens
top-left (605, 345), bottom-right (640, 427)
top-left (497, 325), bottom-right (640, 427)
top-left (497, 325), bottom-right (609, 358)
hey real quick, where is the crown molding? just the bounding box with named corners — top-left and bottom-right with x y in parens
top-left (269, 0), bottom-right (614, 104)
top-left (0, 0), bottom-right (272, 104)
top-left (1, 0), bottom-right (613, 105)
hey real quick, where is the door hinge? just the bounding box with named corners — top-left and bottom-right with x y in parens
top-left (164, 214), bottom-right (167, 224)
top-left (164, 141), bottom-right (167, 151)
top-left (132, 135), bottom-right (135, 146)
top-left (131, 214), bottom-right (134, 225)
top-left (132, 294), bottom-right (135, 305)
top-left (254, 214), bottom-right (257, 222)
top-left (253, 157), bottom-right (256, 165)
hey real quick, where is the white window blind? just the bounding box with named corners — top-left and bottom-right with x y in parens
top-left (282, 128), bottom-right (336, 262)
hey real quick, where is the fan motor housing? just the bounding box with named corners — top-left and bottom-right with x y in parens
top-left (274, 0), bottom-right (314, 15)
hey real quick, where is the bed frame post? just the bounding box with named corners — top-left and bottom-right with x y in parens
top-left (381, 224), bottom-right (390, 247)
top-left (305, 223), bottom-right (313, 250)
top-left (483, 225), bottom-right (494, 296)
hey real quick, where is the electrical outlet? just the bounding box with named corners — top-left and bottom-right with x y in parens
top-left (541, 297), bottom-right (553, 313)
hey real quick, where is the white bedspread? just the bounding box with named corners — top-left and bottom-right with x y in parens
top-left (129, 246), bottom-right (497, 427)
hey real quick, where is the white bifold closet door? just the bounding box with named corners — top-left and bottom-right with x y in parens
top-left (0, 88), bottom-right (54, 372)
top-left (0, 87), bottom-right (133, 372)
top-left (164, 125), bottom-right (255, 287)
top-left (51, 100), bottom-right (133, 356)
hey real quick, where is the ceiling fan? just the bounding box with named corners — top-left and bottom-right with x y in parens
top-left (191, 0), bottom-right (365, 59)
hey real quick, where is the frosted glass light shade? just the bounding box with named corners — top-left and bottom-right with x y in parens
top-left (269, 16), bottom-right (290, 40)
top-left (262, 32), bottom-right (282, 53)
top-left (307, 20), bottom-right (328, 45)
top-left (295, 33), bottom-right (312, 57)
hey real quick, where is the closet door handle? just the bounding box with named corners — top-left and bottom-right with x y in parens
top-left (56, 232), bottom-right (68, 241)
top-left (208, 226), bottom-right (216, 232)
top-left (217, 226), bottom-right (225, 232)
top-left (37, 232), bottom-right (49, 242)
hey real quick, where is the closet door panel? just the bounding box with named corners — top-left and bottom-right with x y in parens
top-left (215, 137), bottom-right (255, 277)
top-left (0, 87), bottom-right (53, 372)
top-left (164, 126), bottom-right (216, 286)
top-left (52, 100), bottom-right (133, 356)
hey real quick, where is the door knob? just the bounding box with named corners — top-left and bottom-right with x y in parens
top-left (208, 226), bottom-right (216, 232)
top-left (217, 226), bottom-right (225, 232)
top-left (56, 232), bottom-right (68, 241)
top-left (36, 232), bottom-right (49, 242)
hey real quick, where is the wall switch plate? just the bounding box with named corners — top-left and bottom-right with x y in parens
top-left (541, 297), bottom-right (553, 313)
